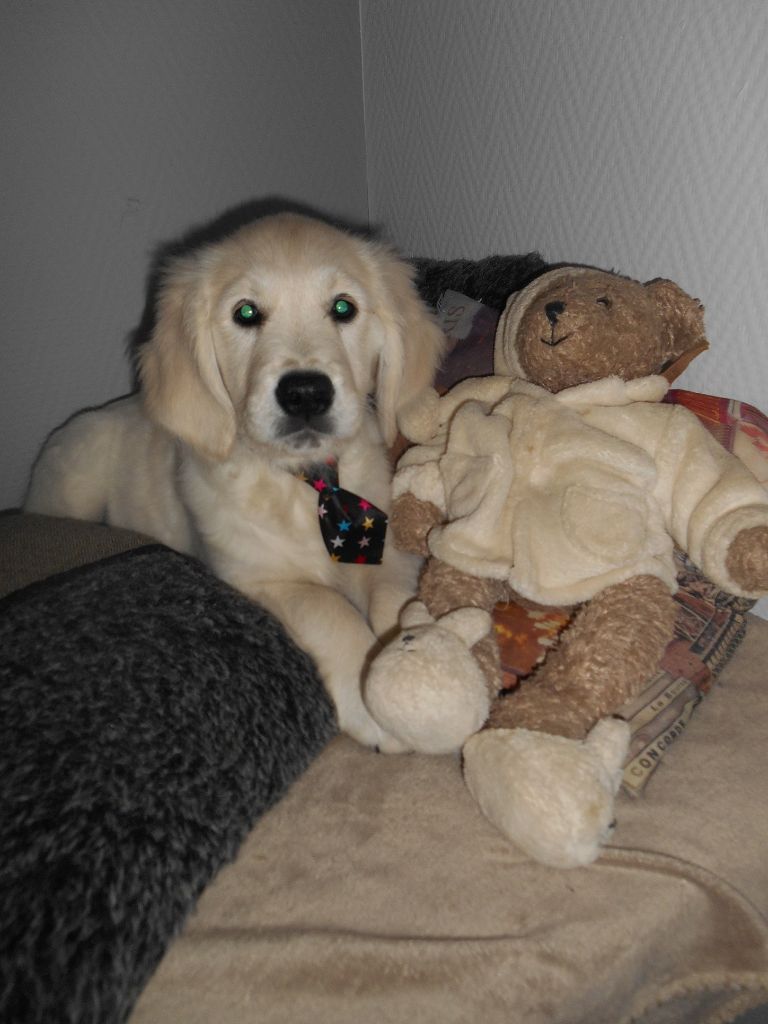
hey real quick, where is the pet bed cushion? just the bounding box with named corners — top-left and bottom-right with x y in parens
top-left (0, 529), bottom-right (336, 1024)
top-left (131, 617), bottom-right (768, 1024)
top-left (2, 511), bottom-right (767, 1023)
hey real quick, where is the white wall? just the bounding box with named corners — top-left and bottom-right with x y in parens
top-left (1, 0), bottom-right (368, 508)
top-left (361, 0), bottom-right (768, 414)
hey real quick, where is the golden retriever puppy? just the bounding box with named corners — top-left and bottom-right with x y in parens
top-left (25, 213), bottom-right (445, 750)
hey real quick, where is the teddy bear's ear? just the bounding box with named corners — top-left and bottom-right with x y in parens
top-left (644, 279), bottom-right (709, 380)
top-left (400, 600), bottom-right (435, 630)
top-left (439, 607), bottom-right (493, 649)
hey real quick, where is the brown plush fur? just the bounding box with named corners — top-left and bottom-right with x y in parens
top-left (419, 559), bottom-right (509, 689)
top-left (725, 524), bottom-right (768, 592)
top-left (486, 576), bottom-right (677, 738)
top-left (389, 493), bottom-right (442, 559)
top-left (513, 276), bottom-right (703, 392)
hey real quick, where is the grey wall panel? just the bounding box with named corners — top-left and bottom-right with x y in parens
top-left (2, 0), bottom-right (368, 507)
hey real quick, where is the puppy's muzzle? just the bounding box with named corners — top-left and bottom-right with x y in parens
top-left (275, 371), bottom-right (335, 438)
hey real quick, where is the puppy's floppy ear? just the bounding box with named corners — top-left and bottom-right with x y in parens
top-left (369, 246), bottom-right (446, 447)
top-left (139, 252), bottom-right (236, 460)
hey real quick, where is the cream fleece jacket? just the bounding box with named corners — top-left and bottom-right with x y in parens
top-left (394, 375), bottom-right (768, 605)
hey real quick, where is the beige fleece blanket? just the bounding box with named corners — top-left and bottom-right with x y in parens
top-left (131, 615), bottom-right (768, 1024)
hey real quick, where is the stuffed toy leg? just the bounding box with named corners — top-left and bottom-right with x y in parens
top-left (462, 574), bottom-right (677, 867)
top-left (366, 567), bottom-right (677, 867)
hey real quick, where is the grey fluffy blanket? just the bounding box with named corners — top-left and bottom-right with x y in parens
top-left (0, 546), bottom-right (337, 1024)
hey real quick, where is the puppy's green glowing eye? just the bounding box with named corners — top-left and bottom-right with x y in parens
top-left (331, 297), bottom-right (357, 322)
top-left (233, 302), bottom-right (261, 326)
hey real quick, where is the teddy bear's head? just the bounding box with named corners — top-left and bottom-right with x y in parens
top-left (495, 267), bottom-right (708, 392)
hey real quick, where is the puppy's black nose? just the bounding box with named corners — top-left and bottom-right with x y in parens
top-left (545, 301), bottom-right (566, 325)
top-left (276, 371), bottom-right (334, 418)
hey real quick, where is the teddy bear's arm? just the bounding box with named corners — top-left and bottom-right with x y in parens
top-left (388, 445), bottom-right (449, 557)
top-left (654, 405), bottom-right (768, 596)
top-left (389, 493), bottom-right (443, 557)
top-left (725, 524), bottom-right (768, 593)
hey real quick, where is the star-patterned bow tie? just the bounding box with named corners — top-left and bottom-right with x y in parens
top-left (298, 459), bottom-right (388, 565)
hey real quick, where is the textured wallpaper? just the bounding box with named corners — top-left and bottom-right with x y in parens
top-left (362, 0), bottom-right (768, 616)
top-left (362, 0), bottom-right (768, 412)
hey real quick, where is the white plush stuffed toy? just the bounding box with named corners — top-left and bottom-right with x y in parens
top-left (366, 602), bottom-right (491, 754)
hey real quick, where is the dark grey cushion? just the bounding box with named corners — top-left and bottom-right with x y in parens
top-left (0, 545), bottom-right (337, 1024)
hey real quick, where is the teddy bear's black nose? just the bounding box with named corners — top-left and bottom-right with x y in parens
top-left (545, 301), bottom-right (566, 325)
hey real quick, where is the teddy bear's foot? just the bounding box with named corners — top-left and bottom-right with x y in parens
top-left (462, 718), bottom-right (630, 868)
top-left (365, 603), bottom-right (492, 754)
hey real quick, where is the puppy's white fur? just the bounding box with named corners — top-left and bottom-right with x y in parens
top-left (26, 213), bottom-right (445, 750)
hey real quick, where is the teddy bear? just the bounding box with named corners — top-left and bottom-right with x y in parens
top-left (365, 265), bottom-right (768, 868)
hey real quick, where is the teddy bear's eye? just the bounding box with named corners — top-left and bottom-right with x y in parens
top-left (596, 296), bottom-right (612, 308)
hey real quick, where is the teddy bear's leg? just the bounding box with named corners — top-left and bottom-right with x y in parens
top-left (487, 574), bottom-right (677, 739)
top-left (463, 575), bottom-right (676, 866)
top-left (463, 718), bottom-right (631, 867)
top-left (419, 557), bottom-right (508, 695)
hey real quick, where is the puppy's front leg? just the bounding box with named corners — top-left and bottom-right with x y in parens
top-left (366, 548), bottom-right (422, 643)
top-left (251, 581), bottom-right (410, 753)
